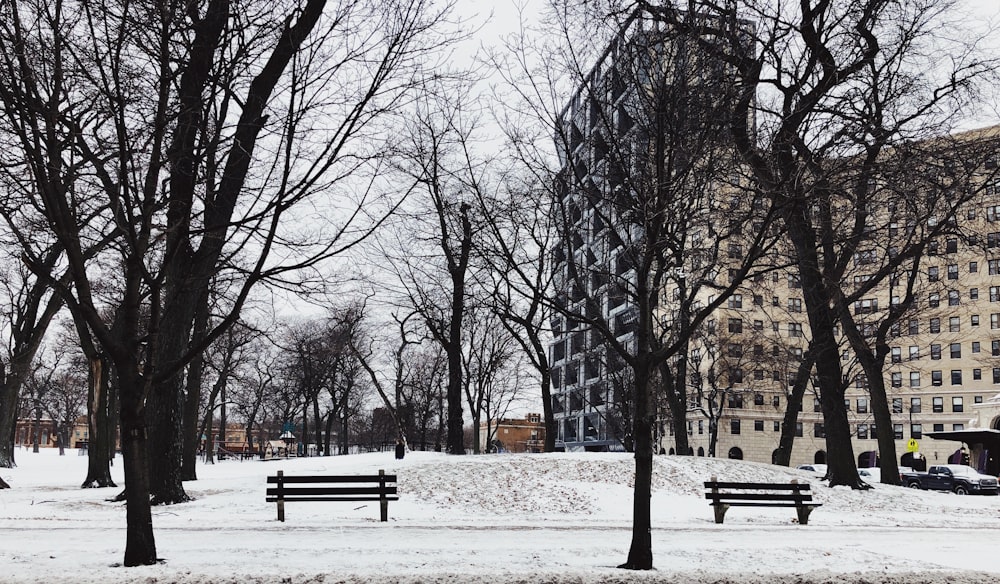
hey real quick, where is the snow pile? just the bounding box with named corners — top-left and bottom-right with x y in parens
top-left (2, 449), bottom-right (999, 583)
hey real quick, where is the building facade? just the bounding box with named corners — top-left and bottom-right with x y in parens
top-left (548, 8), bottom-right (1000, 474)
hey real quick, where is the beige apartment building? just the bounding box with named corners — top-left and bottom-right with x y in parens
top-left (668, 127), bottom-right (1000, 476)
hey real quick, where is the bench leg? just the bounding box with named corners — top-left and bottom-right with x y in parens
top-left (713, 504), bottom-right (728, 524)
top-left (380, 497), bottom-right (388, 522)
top-left (796, 506), bottom-right (813, 525)
top-left (277, 498), bottom-right (285, 522)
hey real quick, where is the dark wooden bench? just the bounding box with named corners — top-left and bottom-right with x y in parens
top-left (266, 469), bottom-right (398, 522)
top-left (704, 476), bottom-right (820, 525)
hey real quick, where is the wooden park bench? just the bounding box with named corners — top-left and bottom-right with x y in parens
top-left (704, 476), bottom-right (820, 525)
top-left (265, 469), bottom-right (398, 522)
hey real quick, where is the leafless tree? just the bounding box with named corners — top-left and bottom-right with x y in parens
top-left (493, 4), bottom-right (780, 569)
top-left (645, 0), bottom-right (1000, 489)
top-left (0, 0), bottom-right (461, 566)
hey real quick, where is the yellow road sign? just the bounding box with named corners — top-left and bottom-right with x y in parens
top-left (907, 438), bottom-right (919, 452)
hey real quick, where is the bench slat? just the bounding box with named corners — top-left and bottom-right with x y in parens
top-left (704, 481), bottom-right (810, 491)
top-left (267, 486), bottom-right (398, 497)
top-left (267, 474), bottom-right (396, 484)
top-left (267, 495), bottom-right (400, 502)
top-left (709, 501), bottom-right (819, 508)
top-left (705, 492), bottom-right (812, 502)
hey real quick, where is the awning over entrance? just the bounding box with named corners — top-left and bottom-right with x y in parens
top-left (924, 429), bottom-right (1000, 475)
top-left (925, 429), bottom-right (1000, 447)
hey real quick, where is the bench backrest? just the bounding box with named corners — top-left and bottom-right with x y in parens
top-left (267, 471), bottom-right (397, 499)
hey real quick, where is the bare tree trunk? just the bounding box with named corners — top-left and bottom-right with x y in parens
top-left (83, 355), bottom-right (116, 487)
top-left (774, 352), bottom-right (814, 467)
top-left (0, 367), bottom-right (16, 468)
top-left (181, 289), bottom-right (210, 481)
top-left (119, 366), bottom-right (156, 566)
top-left (620, 362), bottom-right (653, 570)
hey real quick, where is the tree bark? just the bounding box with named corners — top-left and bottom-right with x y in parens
top-left (119, 365), bottom-right (156, 566)
top-left (83, 355), bottom-right (116, 488)
top-left (619, 362), bottom-right (653, 570)
top-left (774, 352), bottom-right (814, 467)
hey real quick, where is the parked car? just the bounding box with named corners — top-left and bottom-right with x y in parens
top-left (900, 464), bottom-right (999, 495)
top-left (796, 464), bottom-right (828, 477)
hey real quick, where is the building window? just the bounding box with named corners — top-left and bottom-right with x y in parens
top-left (990, 259), bottom-right (1000, 275)
top-left (893, 424), bottom-right (904, 440)
top-left (754, 393), bottom-right (765, 406)
top-left (975, 395), bottom-right (983, 404)
top-left (928, 266), bottom-right (939, 281)
top-left (754, 420), bottom-right (764, 432)
top-left (773, 421), bottom-right (781, 432)
top-left (788, 298), bottom-right (802, 312)
top-left (892, 398), bottom-right (903, 413)
top-left (730, 369), bottom-right (744, 384)
top-left (728, 294), bottom-right (743, 309)
top-left (973, 341), bottom-right (981, 353)
top-left (951, 370), bottom-right (963, 385)
top-left (993, 313), bottom-right (1000, 329)
top-left (753, 319), bottom-right (764, 331)
top-left (994, 368), bottom-right (1000, 384)
top-left (931, 370), bottom-right (942, 386)
top-left (891, 372), bottom-right (902, 387)
top-left (908, 319), bottom-right (919, 335)
top-left (974, 368), bottom-right (982, 380)
top-left (930, 344), bottom-right (941, 360)
top-left (953, 424), bottom-right (965, 431)
top-left (729, 318), bottom-right (743, 334)
top-left (947, 264), bottom-right (959, 279)
top-left (910, 372), bottom-right (920, 387)
top-left (910, 397), bottom-right (921, 413)
top-left (857, 424), bottom-right (868, 439)
top-left (814, 423), bottom-right (825, 438)
top-left (854, 298), bottom-right (877, 314)
top-left (971, 288), bottom-right (980, 300)
top-left (953, 397), bottom-right (964, 412)
top-left (909, 346), bottom-right (919, 360)
top-left (992, 285), bottom-right (1000, 302)
top-left (950, 343), bottom-right (961, 358)
top-left (891, 347), bottom-right (901, 363)
top-left (911, 424), bottom-right (923, 439)
top-left (928, 292), bottom-right (939, 308)
top-left (932, 396), bottom-right (944, 413)
top-left (788, 322), bottom-right (803, 337)
top-left (970, 261), bottom-right (979, 273)
top-left (949, 317), bottom-right (960, 332)
top-left (929, 318), bottom-right (940, 334)
top-left (857, 398), bottom-right (868, 414)
top-left (948, 290), bottom-right (960, 306)
top-left (946, 238), bottom-right (958, 254)
top-left (994, 340), bottom-right (1000, 356)
top-left (730, 419), bottom-right (741, 435)
top-left (972, 315), bottom-right (980, 327)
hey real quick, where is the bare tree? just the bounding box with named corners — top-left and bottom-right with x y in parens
top-left (0, 258), bottom-right (65, 468)
top-left (0, 0), bottom-right (459, 566)
top-left (494, 4), bottom-right (778, 570)
top-left (646, 0), bottom-right (1000, 488)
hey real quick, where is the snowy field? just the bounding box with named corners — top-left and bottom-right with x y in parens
top-left (2, 448), bottom-right (1000, 583)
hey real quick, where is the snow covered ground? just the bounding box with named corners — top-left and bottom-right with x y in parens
top-left (2, 448), bottom-right (999, 583)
